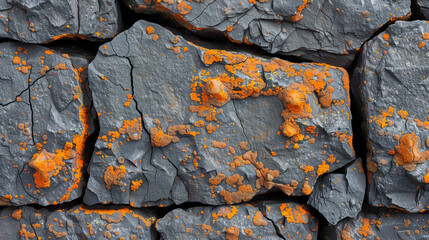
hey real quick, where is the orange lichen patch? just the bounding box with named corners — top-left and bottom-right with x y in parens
top-left (424, 169), bottom-right (429, 183)
top-left (202, 224), bottom-right (213, 234)
top-left (12, 209), bottom-right (22, 220)
top-left (302, 181), bottom-right (312, 195)
top-left (423, 33), bottom-right (429, 40)
top-left (12, 56), bottom-right (21, 64)
top-left (202, 49), bottom-right (247, 65)
top-left (54, 63), bottom-right (68, 70)
top-left (226, 226), bottom-right (239, 240)
top-left (414, 118), bottom-right (429, 130)
top-left (280, 118), bottom-right (301, 139)
top-left (382, 33), bottom-right (390, 42)
top-left (419, 42), bottom-right (426, 48)
top-left (104, 165), bottom-right (126, 190)
top-left (212, 206), bottom-right (239, 220)
top-left (252, 211), bottom-right (268, 226)
top-left (357, 218), bottom-right (373, 237)
top-left (220, 184), bottom-right (257, 204)
top-left (146, 26), bottom-right (155, 35)
top-left (80, 207), bottom-right (154, 227)
top-left (370, 107), bottom-right (394, 128)
top-left (300, 165), bottom-right (314, 173)
top-left (150, 128), bottom-right (172, 147)
top-left (317, 161), bottom-right (329, 176)
top-left (279, 83), bottom-right (313, 120)
top-left (290, 0), bottom-right (309, 22)
top-left (29, 142), bottom-right (75, 188)
top-left (44, 50), bottom-right (54, 55)
top-left (226, 174), bottom-right (244, 186)
top-left (341, 226), bottom-right (353, 240)
top-left (131, 179), bottom-right (143, 191)
top-left (124, 94), bottom-right (133, 107)
top-left (212, 140), bottom-right (227, 149)
top-left (206, 124), bottom-right (216, 134)
top-left (327, 155), bottom-right (336, 164)
top-left (397, 110), bottom-right (408, 119)
top-left (244, 228), bottom-right (253, 236)
top-left (20, 224), bottom-right (36, 239)
top-left (194, 120), bottom-right (205, 127)
top-left (118, 118), bottom-right (142, 141)
top-left (393, 133), bottom-right (429, 171)
top-left (48, 224), bottom-right (66, 238)
top-left (177, 0), bottom-right (192, 15)
top-left (280, 203), bottom-right (311, 224)
top-left (203, 78), bottom-right (231, 107)
top-left (209, 173), bottom-right (225, 185)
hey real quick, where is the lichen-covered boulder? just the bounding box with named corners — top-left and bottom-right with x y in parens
top-left (0, 0), bottom-right (121, 43)
top-left (352, 20), bottom-right (429, 212)
top-left (124, 0), bottom-right (410, 67)
top-left (0, 205), bottom-right (157, 239)
top-left (323, 210), bottom-right (429, 239)
top-left (308, 158), bottom-right (365, 225)
top-left (0, 42), bottom-right (93, 206)
top-left (157, 201), bottom-right (318, 240)
top-left (84, 19), bottom-right (354, 207)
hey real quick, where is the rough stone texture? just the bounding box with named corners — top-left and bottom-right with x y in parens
top-left (0, 42), bottom-right (93, 206)
top-left (416, 0), bottom-right (429, 19)
top-left (323, 210), bottom-right (429, 239)
top-left (308, 158), bottom-right (365, 225)
top-left (84, 19), bottom-right (354, 207)
top-left (124, 0), bottom-right (411, 67)
top-left (352, 20), bottom-right (429, 212)
top-left (157, 201), bottom-right (318, 240)
top-left (0, 0), bottom-right (121, 43)
top-left (0, 205), bottom-right (157, 239)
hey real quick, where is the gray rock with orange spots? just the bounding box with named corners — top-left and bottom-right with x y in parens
top-left (157, 201), bottom-right (318, 240)
top-left (417, 0), bottom-right (429, 19)
top-left (352, 20), bottom-right (429, 212)
top-left (308, 158), bottom-right (366, 225)
top-left (322, 210), bottom-right (429, 239)
top-left (0, 42), bottom-right (94, 206)
top-left (84, 19), bottom-right (354, 208)
top-left (0, 205), bottom-right (157, 239)
top-left (124, 0), bottom-right (411, 67)
top-left (0, 0), bottom-right (121, 43)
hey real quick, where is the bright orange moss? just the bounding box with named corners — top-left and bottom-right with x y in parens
top-left (104, 165), bottom-right (126, 190)
top-left (393, 133), bottom-right (429, 171)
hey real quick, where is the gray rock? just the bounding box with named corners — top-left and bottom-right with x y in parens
top-left (308, 158), bottom-right (366, 225)
top-left (352, 20), bottom-right (429, 212)
top-left (0, 42), bottom-right (94, 206)
top-left (124, 0), bottom-right (411, 67)
top-left (157, 201), bottom-right (318, 240)
top-left (416, 0), bottom-right (429, 19)
top-left (0, 0), bottom-right (121, 43)
top-left (85, 19), bottom-right (354, 207)
top-left (323, 210), bottom-right (429, 239)
top-left (0, 205), bottom-right (157, 239)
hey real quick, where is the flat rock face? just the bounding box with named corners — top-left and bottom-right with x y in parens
top-left (308, 158), bottom-right (365, 225)
top-left (84, 19), bottom-right (354, 207)
top-left (124, 0), bottom-right (410, 67)
top-left (417, 0), bottom-right (429, 19)
top-left (323, 210), bottom-right (429, 239)
top-left (0, 42), bottom-right (93, 206)
top-left (0, 205), bottom-right (157, 239)
top-left (0, 0), bottom-right (121, 43)
top-left (157, 201), bottom-right (318, 240)
top-left (352, 21), bottom-right (429, 212)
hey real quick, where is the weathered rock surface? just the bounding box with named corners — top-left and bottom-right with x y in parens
top-left (323, 210), bottom-right (429, 239)
top-left (308, 158), bottom-right (365, 225)
top-left (124, 0), bottom-right (411, 67)
top-left (0, 0), bottom-right (121, 43)
top-left (84, 19), bottom-right (354, 207)
top-left (157, 201), bottom-right (318, 240)
top-left (0, 42), bottom-right (93, 206)
top-left (416, 0), bottom-right (429, 19)
top-left (352, 20), bottom-right (429, 212)
top-left (0, 205), bottom-right (157, 239)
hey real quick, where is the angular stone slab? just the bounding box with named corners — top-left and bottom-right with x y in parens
top-left (308, 158), bottom-right (365, 225)
top-left (352, 20), bottom-right (429, 212)
top-left (0, 0), bottom-right (121, 43)
top-left (0, 42), bottom-right (93, 206)
top-left (416, 0), bottom-right (429, 19)
top-left (157, 201), bottom-right (318, 240)
top-left (124, 0), bottom-right (410, 67)
top-left (0, 205), bottom-right (157, 239)
top-left (85, 19), bottom-right (354, 207)
top-left (323, 210), bottom-right (429, 239)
